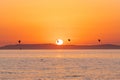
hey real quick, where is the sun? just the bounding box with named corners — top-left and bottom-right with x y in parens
top-left (56, 39), bottom-right (63, 45)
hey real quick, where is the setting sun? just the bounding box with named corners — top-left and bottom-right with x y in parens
top-left (56, 39), bottom-right (63, 45)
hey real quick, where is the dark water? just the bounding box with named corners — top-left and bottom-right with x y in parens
top-left (0, 50), bottom-right (120, 80)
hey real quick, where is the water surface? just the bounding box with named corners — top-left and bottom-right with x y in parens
top-left (0, 50), bottom-right (120, 80)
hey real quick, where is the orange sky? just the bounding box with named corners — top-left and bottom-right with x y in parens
top-left (0, 0), bottom-right (120, 46)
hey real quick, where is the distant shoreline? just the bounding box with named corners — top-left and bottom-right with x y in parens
top-left (0, 44), bottom-right (120, 49)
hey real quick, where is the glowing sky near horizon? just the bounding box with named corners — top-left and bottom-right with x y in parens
top-left (0, 0), bottom-right (120, 46)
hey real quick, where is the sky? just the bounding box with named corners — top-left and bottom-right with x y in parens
top-left (0, 0), bottom-right (120, 46)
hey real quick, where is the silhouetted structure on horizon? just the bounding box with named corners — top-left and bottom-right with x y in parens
top-left (98, 39), bottom-right (101, 43)
top-left (68, 39), bottom-right (71, 42)
top-left (18, 40), bottom-right (21, 49)
top-left (18, 40), bottom-right (21, 44)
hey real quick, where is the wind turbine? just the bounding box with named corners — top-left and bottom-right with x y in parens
top-left (18, 40), bottom-right (21, 44)
top-left (98, 39), bottom-right (101, 44)
top-left (18, 40), bottom-right (21, 49)
top-left (68, 39), bottom-right (71, 42)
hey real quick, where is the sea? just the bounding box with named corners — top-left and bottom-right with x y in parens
top-left (0, 50), bottom-right (120, 80)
